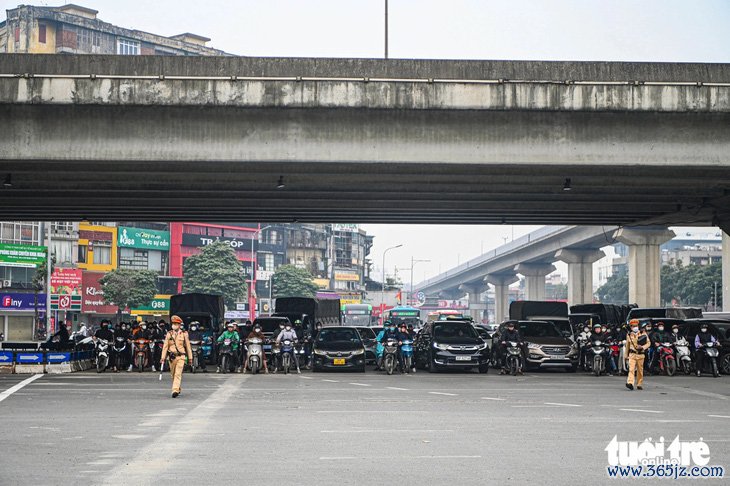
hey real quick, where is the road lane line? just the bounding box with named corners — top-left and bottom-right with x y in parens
top-left (544, 402), bottom-right (582, 407)
top-left (322, 379), bottom-right (340, 383)
top-left (481, 397), bottom-right (506, 401)
top-left (321, 429), bottom-right (453, 433)
top-left (320, 456), bottom-right (357, 460)
top-left (619, 408), bottom-right (664, 414)
top-left (429, 391), bottom-right (458, 396)
top-left (317, 410), bottom-right (428, 413)
top-left (299, 376), bottom-right (313, 380)
top-left (349, 382), bottom-right (371, 387)
top-left (415, 455), bottom-right (481, 459)
top-left (0, 374), bottom-right (43, 403)
top-left (386, 386), bottom-right (409, 391)
top-left (708, 415), bottom-right (730, 419)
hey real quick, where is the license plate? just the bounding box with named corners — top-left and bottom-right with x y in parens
top-left (455, 356), bottom-right (472, 361)
top-left (550, 355), bottom-right (566, 360)
top-left (333, 358), bottom-right (346, 365)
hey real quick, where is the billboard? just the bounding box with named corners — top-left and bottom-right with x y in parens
top-left (0, 243), bottom-right (47, 268)
top-left (118, 227), bottom-right (170, 251)
top-left (82, 271), bottom-right (118, 314)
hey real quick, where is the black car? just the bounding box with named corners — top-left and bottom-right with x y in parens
top-left (353, 326), bottom-right (378, 364)
top-left (414, 320), bottom-right (490, 373)
top-left (312, 326), bottom-right (366, 372)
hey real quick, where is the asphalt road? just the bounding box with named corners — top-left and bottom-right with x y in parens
top-left (0, 368), bottom-right (728, 485)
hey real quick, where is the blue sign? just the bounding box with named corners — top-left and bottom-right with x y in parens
top-left (1, 293), bottom-right (47, 311)
top-left (46, 352), bottom-right (71, 363)
top-left (15, 352), bottom-right (43, 363)
top-left (0, 351), bottom-right (13, 363)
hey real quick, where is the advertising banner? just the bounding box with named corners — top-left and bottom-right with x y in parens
top-left (50, 268), bottom-right (83, 295)
top-left (1, 292), bottom-right (47, 311)
top-left (0, 243), bottom-right (47, 268)
top-left (118, 227), bottom-right (170, 251)
top-left (82, 271), bottom-right (117, 314)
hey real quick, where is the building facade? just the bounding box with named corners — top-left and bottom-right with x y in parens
top-left (0, 4), bottom-right (229, 55)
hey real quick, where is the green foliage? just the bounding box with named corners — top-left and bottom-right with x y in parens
top-left (182, 241), bottom-right (247, 309)
top-left (661, 261), bottom-right (722, 308)
top-left (272, 265), bottom-right (319, 299)
top-left (99, 269), bottom-right (158, 310)
top-left (596, 272), bottom-right (629, 304)
top-left (32, 254), bottom-right (56, 290)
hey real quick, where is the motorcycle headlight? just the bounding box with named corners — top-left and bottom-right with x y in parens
top-left (433, 342), bottom-right (449, 350)
top-left (527, 342), bottom-right (540, 349)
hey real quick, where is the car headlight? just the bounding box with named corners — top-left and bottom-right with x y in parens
top-left (433, 342), bottom-right (449, 350)
top-left (352, 349), bottom-right (365, 355)
top-left (527, 342), bottom-right (540, 349)
top-left (314, 349), bottom-right (327, 356)
top-left (477, 342), bottom-right (488, 350)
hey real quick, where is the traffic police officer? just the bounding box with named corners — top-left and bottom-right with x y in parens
top-left (161, 315), bottom-right (193, 398)
top-left (625, 319), bottom-right (649, 391)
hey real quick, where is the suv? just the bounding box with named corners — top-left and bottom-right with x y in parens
top-left (492, 320), bottom-right (578, 372)
top-left (414, 320), bottom-right (490, 373)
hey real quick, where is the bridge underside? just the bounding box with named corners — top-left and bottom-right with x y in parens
top-left (1, 104), bottom-right (729, 225)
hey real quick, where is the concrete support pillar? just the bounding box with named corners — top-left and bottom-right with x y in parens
top-left (459, 284), bottom-right (487, 322)
top-left (485, 273), bottom-right (519, 324)
top-left (555, 248), bottom-right (606, 306)
top-left (722, 231), bottom-right (730, 312)
top-left (514, 263), bottom-right (556, 301)
top-left (614, 227), bottom-right (675, 308)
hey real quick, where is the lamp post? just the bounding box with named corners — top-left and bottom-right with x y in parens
top-left (380, 244), bottom-right (402, 318)
top-left (410, 257), bottom-right (430, 306)
top-left (250, 225), bottom-right (272, 321)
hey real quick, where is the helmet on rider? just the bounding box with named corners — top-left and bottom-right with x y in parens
top-left (227, 322), bottom-right (236, 330)
top-left (656, 321), bottom-right (665, 332)
top-left (593, 323), bottom-right (601, 331)
top-left (671, 323), bottom-right (679, 334)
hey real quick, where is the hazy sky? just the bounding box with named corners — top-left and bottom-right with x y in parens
top-left (3, 1), bottom-right (727, 285)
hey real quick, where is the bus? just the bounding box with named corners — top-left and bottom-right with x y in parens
top-left (342, 303), bottom-right (372, 327)
top-left (384, 306), bottom-right (422, 328)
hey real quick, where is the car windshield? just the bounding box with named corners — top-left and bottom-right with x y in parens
top-left (433, 322), bottom-right (478, 339)
top-left (518, 322), bottom-right (563, 338)
top-left (356, 327), bottom-right (376, 339)
top-left (253, 318), bottom-right (289, 333)
top-left (316, 328), bottom-right (361, 344)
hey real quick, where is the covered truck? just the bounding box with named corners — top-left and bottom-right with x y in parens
top-left (274, 296), bottom-right (341, 336)
top-left (169, 293), bottom-right (225, 363)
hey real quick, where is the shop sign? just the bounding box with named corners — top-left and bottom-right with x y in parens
top-left (118, 227), bottom-right (170, 250)
top-left (0, 243), bottom-right (47, 268)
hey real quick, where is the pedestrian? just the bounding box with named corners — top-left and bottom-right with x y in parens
top-left (161, 315), bottom-right (193, 398)
top-left (625, 319), bottom-right (649, 391)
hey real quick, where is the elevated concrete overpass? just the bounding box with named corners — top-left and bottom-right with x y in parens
top-left (0, 55), bottom-right (729, 227)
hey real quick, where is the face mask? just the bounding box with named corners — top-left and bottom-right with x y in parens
top-left (602, 328), bottom-right (607, 333)
top-left (280, 325), bottom-right (285, 329)
top-left (389, 326), bottom-right (395, 331)
top-left (672, 329), bottom-right (678, 334)
top-left (583, 327), bottom-right (589, 333)
top-left (701, 328), bottom-right (708, 333)
top-left (254, 328), bottom-right (261, 332)
top-left (172, 324), bottom-right (180, 331)
top-left (191, 326), bottom-right (197, 331)
top-left (658, 326), bottom-right (664, 332)
top-left (631, 327), bottom-right (639, 333)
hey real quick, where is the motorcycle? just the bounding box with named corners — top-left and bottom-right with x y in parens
top-left (270, 341), bottom-right (281, 373)
top-left (401, 339), bottom-right (414, 373)
top-left (218, 338), bottom-right (235, 374)
top-left (586, 339), bottom-right (609, 376)
top-left (132, 338), bottom-right (151, 372)
top-left (608, 340), bottom-right (621, 374)
top-left (382, 338), bottom-right (399, 375)
top-left (698, 342), bottom-right (721, 378)
top-left (505, 341), bottom-right (523, 376)
top-left (280, 339), bottom-right (299, 374)
top-left (674, 337), bottom-right (693, 375)
top-left (656, 342), bottom-right (677, 376)
top-left (617, 339), bottom-right (630, 375)
top-left (245, 337), bottom-right (264, 374)
top-left (189, 340), bottom-right (202, 373)
top-left (576, 334), bottom-right (590, 371)
top-left (113, 336), bottom-right (128, 371)
top-left (95, 338), bottom-right (110, 373)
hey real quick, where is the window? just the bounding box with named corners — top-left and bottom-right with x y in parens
top-left (78, 245), bottom-right (88, 264)
top-left (207, 227), bottom-right (222, 237)
top-left (260, 252), bottom-right (274, 271)
top-left (51, 240), bottom-right (74, 265)
top-left (117, 38), bottom-right (140, 55)
top-left (38, 24), bottom-right (46, 44)
top-left (0, 222), bottom-right (40, 245)
top-left (92, 241), bottom-right (111, 265)
top-left (224, 229), bottom-right (250, 238)
top-left (52, 222), bottom-right (75, 232)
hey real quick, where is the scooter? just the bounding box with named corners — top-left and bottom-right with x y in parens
top-left (505, 341), bottom-right (523, 376)
top-left (697, 342), bottom-right (721, 377)
top-left (382, 338), bottom-right (399, 375)
top-left (113, 336), bottom-right (128, 371)
top-left (218, 338), bottom-right (236, 374)
top-left (189, 339), bottom-right (202, 373)
top-left (95, 338), bottom-right (110, 373)
top-left (657, 342), bottom-right (677, 376)
top-left (674, 337), bottom-right (693, 375)
top-left (400, 339), bottom-right (414, 373)
top-left (245, 337), bottom-right (264, 374)
top-left (270, 342), bottom-right (281, 373)
top-left (132, 338), bottom-right (151, 372)
top-left (280, 339), bottom-right (299, 374)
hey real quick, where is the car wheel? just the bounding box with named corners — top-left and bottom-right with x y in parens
top-left (478, 363), bottom-right (489, 374)
top-left (721, 354), bottom-right (730, 375)
top-left (428, 353), bottom-right (438, 373)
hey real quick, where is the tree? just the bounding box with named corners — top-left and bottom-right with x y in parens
top-left (182, 241), bottom-right (247, 309)
top-left (32, 254), bottom-right (55, 331)
top-left (661, 261), bottom-right (722, 309)
top-left (99, 269), bottom-right (158, 322)
top-left (596, 272), bottom-right (629, 304)
top-left (272, 264), bottom-right (319, 299)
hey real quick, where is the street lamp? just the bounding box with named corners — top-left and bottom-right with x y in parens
top-left (410, 257), bottom-right (430, 306)
top-left (249, 225), bottom-right (273, 321)
top-left (380, 244), bottom-right (403, 316)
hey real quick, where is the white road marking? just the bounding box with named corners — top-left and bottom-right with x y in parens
top-left (415, 455), bottom-right (481, 459)
top-left (299, 376), bottom-right (313, 380)
top-left (428, 391), bottom-right (457, 396)
top-left (111, 434), bottom-right (148, 440)
top-left (544, 402), bottom-right (582, 407)
top-left (348, 382), bottom-right (371, 387)
top-left (619, 408), bottom-right (664, 414)
top-left (321, 429), bottom-right (452, 433)
top-left (386, 386), bottom-right (409, 391)
top-left (317, 410), bottom-right (428, 414)
top-left (708, 414), bottom-right (730, 419)
top-left (320, 456), bottom-right (357, 460)
top-left (322, 379), bottom-right (340, 383)
top-left (481, 397), bottom-right (506, 401)
top-left (0, 374), bottom-right (43, 403)
top-left (319, 455), bottom-right (480, 460)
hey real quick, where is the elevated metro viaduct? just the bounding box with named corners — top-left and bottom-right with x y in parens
top-left (0, 55), bottom-right (729, 309)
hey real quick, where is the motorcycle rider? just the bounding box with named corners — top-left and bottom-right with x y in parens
top-left (643, 322), bottom-right (655, 372)
top-left (275, 322), bottom-right (301, 373)
top-left (150, 320), bottom-right (168, 372)
top-left (499, 321), bottom-right (524, 375)
top-left (399, 323), bottom-right (416, 373)
top-left (114, 322), bottom-right (131, 372)
top-left (374, 323), bottom-right (387, 370)
top-left (94, 320), bottom-right (115, 371)
top-left (187, 321), bottom-right (207, 371)
top-left (216, 322), bottom-right (241, 373)
top-left (272, 321), bottom-right (286, 342)
top-left (694, 324), bottom-right (720, 377)
top-left (378, 321), bottom-right (407, 373)
top-left (576, 323), bottom-right (592, 371)
top-left (625, 319), bottom-right (649, 390)
top-left (242, 324), bottom-right (269, 374)
top-left (589, 322), bottom-right (613, 376)
top-left (648, 321), bottom-right (671, 372)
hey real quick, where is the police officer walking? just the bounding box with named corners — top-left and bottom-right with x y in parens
top-left (625, 319), bottom-right (649, 391)
top-left (161, 315), bottom-right (193, 398)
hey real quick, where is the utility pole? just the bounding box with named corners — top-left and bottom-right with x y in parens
top-left (384, 0), bottom-right (389, 59)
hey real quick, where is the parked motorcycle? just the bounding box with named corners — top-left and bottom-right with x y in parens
top-left (656, 342), bottom-right (677, 376)
top-left (246, 337), bottom-right (264, 374)
top-left (218, 338), bottom-right (236, 374)
top-left (401, 339), bottom-right (414, 373)
top-left (505, 341), bottom-right (523, 376)
top-left (382, 338), bottom-right (399, 375)
top-left (95, 338), bottom-right (110, 373)
top-left (698, 342), bottom-right (721, 378)
top-left (113, 336), bottom-right (128, 371)
top-left (674, 337), bottom-right (693, 375)
top-left (132, 338), bottom-right (151, 372)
